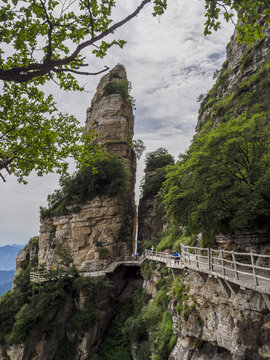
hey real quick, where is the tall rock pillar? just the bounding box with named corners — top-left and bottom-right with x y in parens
top-left (38, 64), bottom-right (136, 269)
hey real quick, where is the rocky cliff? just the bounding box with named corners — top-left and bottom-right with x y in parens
top-left (134, 22), bottom-right (270, 360)
top-left (38, 64), bottom-right (136, 270)
top-left (168, 270), bottom-right (270, 360)
top-left (137, 170), bottom-right (158, 251)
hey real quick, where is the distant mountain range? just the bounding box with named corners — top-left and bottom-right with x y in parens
top-left (0, 270), bottom-right (15, 296)
top-left (0, 244), bottom-right (25, 271)
top-left (0, 244), bottom-right (25, 296)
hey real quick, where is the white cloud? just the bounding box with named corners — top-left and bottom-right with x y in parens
top-left (0, 0), bottom-right (234, 246)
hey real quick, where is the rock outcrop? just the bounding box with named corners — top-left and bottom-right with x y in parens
top-left (169, 270), bottom-right (270, 360)
top-left (197, 22), bottom-right (270, 132)
top-left (38, 64), bottom-right (136, 270)
top-left (137, 170), bottom-right (158, 252)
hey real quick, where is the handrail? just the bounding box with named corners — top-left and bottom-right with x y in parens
top-left (180, 244), bottom-right (270, 287)
top-left (30, 245), bottom-right (270, 294)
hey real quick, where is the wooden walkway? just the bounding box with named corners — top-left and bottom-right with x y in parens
top-left (30, 245), bottom-right (270, 306)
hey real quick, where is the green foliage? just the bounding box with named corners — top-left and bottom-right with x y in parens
top-left (0, 0), bottom-right (268, 181)
top-left (0, 1), bottom-right (167, 182)
top-left (69, 305), bottom-right (97, 332)
top-left (52, 337), bottom-right (77, 360)
top-left (140, 260), bottom-right (152, 280)
top-left (140, 148), bottom-right (174, 242)
top-left (132, 288), bottom-right (152, 315)
top-left (164, 111), bottom-right (270, 242)
top-left (0, 264), bottom-right (107, 346)
top-left (0, 1), bottom-right (167, 83)
top-left (142, 167), bottom-right (169, 198)
top-left (145, 148), bottom-right (174, 172)
top-left (163, 55), bottom-right (270, 244)
top-left (171, 276), bottom-right (195, 320)
top-left (0, 291), bottom-right (23, 344)
top-left (155, 220), bottom-right (183, 251)
top-left (97, 247), bottom-right (109, 260)
top-left (240, 47), bottom-right (254, 72)
top-left (124, 278), bottom-right (176, 360)
top-left (28, 236), bottom-right (39, 247)
top-left (55, 243), bottom-right (75, 270)
top-left (140, 261), bottom-right (157, 280)
top-left (93, 300), bottom-right (134, 360)
top-left (103, 79), bottom-right (135, 110)
top-left (0, 82), bottom-right (102, 183)
top-left (132, 139), bottom-right (146, 160)
top-left (204, 0), bottom-right (270, 45)
top-left (40, 155), bottom-right (130, 218)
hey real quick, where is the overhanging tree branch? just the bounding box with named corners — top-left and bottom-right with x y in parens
top-left (0, 0), bottom-right (151, 83)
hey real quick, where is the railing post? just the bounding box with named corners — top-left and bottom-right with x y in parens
top-left (208, 248), bottom-right (212, 273)
top-left (231, 251), bottom-right (238, 280)
top-left (220, 249), bottom-right (225, 276)
top-left (250, 252), bottom-right (258, 285)
top-left (195, 247), bottom-right (199, 268)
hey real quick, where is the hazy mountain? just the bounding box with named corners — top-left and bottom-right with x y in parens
top-left (0, 245), bottom-right (25, 271)
top-left (0, 270), bottom-right (15, 296)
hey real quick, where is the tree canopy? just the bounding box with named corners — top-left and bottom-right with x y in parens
top-left (1, 0), bottom-right (270, 182)
top-left (204, 0), bottom-right (270, 45)
top-left (163, 112), bottom-right (270, 245)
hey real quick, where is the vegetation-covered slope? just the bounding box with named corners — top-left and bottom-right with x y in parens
top-left (157, 39), bottom-right (270, 247)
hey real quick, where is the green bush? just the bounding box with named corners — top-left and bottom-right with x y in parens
top-left (140, 261), bottom-right (152, 280)
top-left (103, 79), bottom-right (135, 110)
top-left (135, 341), bottom-right (151, 360)
top-left (93, 300), bottom-right (134, 360)
top-left (163, 109), bottom-right (270, 244)
top-left (125, 280), bottom-right (176, 360)
top-left (156, 220), bottom-right (183, 251)
top-left (0, 255), bottom-right (106, 345)
top-left (69, 306), bottom-right (97, 331)
top-left (123, 316), bottom-right (147, 343)
top-left (97, 247), bottom-right (109, 260)
top-left (40, 155), bottom-right (130, 219)
top-left (145, 148), bottom-right (174, 172)
top-left (53, 337), bottom-right (77, 360)
top-left (142, 167), bottom-right (168, 198)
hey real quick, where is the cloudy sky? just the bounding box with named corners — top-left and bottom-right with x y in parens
top-left (0, 0), bottom-right (235, 246)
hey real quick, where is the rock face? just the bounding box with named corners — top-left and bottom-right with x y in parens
top-left (13, 237), bottom-right (39, 288)
top-left (169, 270), bottom-right (270, 360)
top-left (137, 170), bottom-right (158, 252)
top-left (197, 22), bottom-right (270, 132)
top-left (38, 64), bottom-right (136, 269)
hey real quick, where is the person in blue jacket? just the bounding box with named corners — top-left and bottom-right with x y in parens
top-left (173, 251), bottom-right (180, 263)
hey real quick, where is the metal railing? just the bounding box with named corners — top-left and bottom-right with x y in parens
top-left (180, 244), bottom-right (270, 288)
top-left (30, 270), bottom-right (47, 283)
top-left (29, 246), bottom-right (270, 294)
